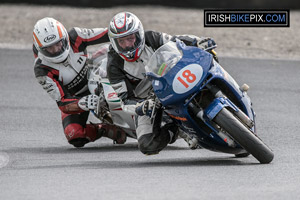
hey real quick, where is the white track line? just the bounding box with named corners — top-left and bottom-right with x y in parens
top-left (0, 152), bottom-right (9, 168)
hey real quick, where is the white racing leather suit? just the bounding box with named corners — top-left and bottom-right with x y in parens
top-left (107, 30), bottom-right (203, 154)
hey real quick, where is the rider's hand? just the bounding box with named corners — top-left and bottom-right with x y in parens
top-left (78, 94), bottom-right (99, 111)
top-left (135, 99), bottom-right (155, 117)
top-left (197, 37), bottom-right (219, 62)
top-left (197, 37), bottom-right (216, 50)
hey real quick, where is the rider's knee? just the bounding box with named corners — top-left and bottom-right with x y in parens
top-left (138, 133), bottom-right (163, 155)
top-left (69, 138), bottom-right (89, 148)
top-left (64, 124), bottom-right (89, 148)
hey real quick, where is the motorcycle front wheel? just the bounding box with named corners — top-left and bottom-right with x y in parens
top-left (214, 108), bottom-right (274, 164)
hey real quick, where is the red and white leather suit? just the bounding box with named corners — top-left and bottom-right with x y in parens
top-left (33, 27), bottom-right (109, 145)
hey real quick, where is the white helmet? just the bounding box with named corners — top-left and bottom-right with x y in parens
top-left (108, 12), bottom-right (145, 62)
top-left (33, 17), bottom-right (70, 63)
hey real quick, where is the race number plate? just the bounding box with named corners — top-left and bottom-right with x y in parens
top-left (172, 64), bottom-right (203, 94)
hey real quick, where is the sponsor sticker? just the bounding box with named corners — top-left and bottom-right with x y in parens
top-left (107, 92), bottom-right (118, 99)
top-left (44, 34), bottom-right (56, 43)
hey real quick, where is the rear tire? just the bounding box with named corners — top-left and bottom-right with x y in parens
top-left (214, 108), bottom-right (274, 164)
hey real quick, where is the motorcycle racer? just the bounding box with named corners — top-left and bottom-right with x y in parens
top-left (33, 17), bottom-right (127, 148)
top-left (107, 12), bottom-right (217, 155)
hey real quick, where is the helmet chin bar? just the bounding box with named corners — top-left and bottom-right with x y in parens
top-left (44, 48), bottom-right (69, 63)
top-left (120, 48), bottom-right (140, 62)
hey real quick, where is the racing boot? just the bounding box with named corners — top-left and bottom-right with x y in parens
top-left (168, 128), bottom-right (179, 144)
top-left (178, 129), bottom-right (199, 150)
top-left (95, 123), bottom-right (127, 144)
top-left (160, 122), bottom-right (179, 144)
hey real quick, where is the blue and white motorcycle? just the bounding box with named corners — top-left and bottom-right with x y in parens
top-left (145, 40), bottom-right (274, 164)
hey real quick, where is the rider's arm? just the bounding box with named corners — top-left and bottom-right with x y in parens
top-left (144, 30), bottom-right (213, 49)
top-left (144, 31), bottom-right (172, 50)
top-left (34, 60), bottom-right (84, 114)
top-left (144, 30), bottom-right (199, 48)
top-left (171, 34), bottom-right (218, 61)
top-left (145, 30), bottom-right (216, 51)
top-left (68, 27), bottom-right (109, 53)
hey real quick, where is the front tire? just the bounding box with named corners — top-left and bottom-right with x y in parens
top-left (235, 152), bottom-right (250, 158)
top-left (214, 108), bottom-right (274, 164)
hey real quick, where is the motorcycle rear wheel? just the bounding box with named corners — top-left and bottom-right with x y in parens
top-left (214, 108), bottom-right (274, 164)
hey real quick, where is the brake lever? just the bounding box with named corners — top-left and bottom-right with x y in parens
top-left (204, 44), bottom-right (217, 51)
top-left (150, 101), bottom-right (156, 119)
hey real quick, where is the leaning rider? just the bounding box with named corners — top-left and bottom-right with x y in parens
top-left (32, 17), bottom-right (127, 148)
top-left (106, 12), bottom-right (217, 155)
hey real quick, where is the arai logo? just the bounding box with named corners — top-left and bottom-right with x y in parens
top-left (44, 34), bottom-right (56, 43)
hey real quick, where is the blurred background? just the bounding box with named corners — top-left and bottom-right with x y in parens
top-left (0, 1), bottom-right (299, 60)
top-left (1, 0), bottom-right (299, 9)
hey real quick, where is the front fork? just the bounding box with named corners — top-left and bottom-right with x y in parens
top-left (188, 84), bottom-right (254, 147)
top-left (205, 84), bottom-right (254, 129)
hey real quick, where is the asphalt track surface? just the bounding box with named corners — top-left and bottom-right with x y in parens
top-left (0, 49), bottom-right (300, 200)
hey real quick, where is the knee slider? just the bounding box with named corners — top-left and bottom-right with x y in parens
top-left (69, 138), bottom-right (89, 148)
top-left (138, 134), bottom-right (162, 155)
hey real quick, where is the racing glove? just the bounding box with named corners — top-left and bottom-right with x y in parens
top-left (135, 99), bottom-right (155, 117)
top-left (196, 37), bottom-right (216, 50)
top-left (78, 94), bottom-right (99, 111)
top-left (197, 37), bottom-right (219, 62)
